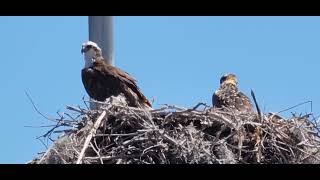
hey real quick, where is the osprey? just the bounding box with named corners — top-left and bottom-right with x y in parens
top-left (81, 41), bottom-right (152, 110)
top-left (212, 73), bottom-right (253, 114)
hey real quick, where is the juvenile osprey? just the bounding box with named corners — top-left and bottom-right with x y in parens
top-left (212, 73), bottom-right (253, 114)
top-left (81, 41), bottom-right (152, 110)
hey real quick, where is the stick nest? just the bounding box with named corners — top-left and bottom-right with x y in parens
top-left (28, 96), bottom-right (320, 164)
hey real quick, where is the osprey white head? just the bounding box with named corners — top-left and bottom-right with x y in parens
top-left (81, 41), bottom-right (102, 68)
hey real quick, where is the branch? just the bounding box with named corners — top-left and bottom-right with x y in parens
top-left (277, 100), bottom-right (313, 114)
top-left (25, 91), bottom-right (56, 122)
top-left (76, 110), bottom-right (106, 164)
top-left (251, 89), bottom-right (262, 122)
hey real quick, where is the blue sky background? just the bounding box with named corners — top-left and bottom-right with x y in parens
top-left (0, 16), bottom-right (319, 163)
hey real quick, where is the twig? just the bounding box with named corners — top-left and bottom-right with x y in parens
top-left (226, 143), bottom-right (256, 153)
top-left (38, 144), bottom-right (51, 163)
top-left (66, 105), bottom-right (87, 114)
top-left (95, 132), bottom-right (140, 137)
top-left (76, 110), bottom-right (106, 164)
top-left (209, 112), bottom-right (236, 128)
top-left (162, 134), bottom-right (179, 146)
top-left (277, 101), bottom-right (313, 114)
top-left (142, 144), bottom-right (165, 155)
top-left (192, 102), bottom-right (210, 110)
top-left (24, 125), bottom-right (58, 128)
top-left (89, 142), bottom-right (103, 164)
top-left (84, 156), bottom-right (113, 161)
top-left (25, 91), bottom-right (56, 122)
top-left (251, 89), bottom-right (263, 123)
top-left (159, 104), bottom-right (187, 111)
top-left (82, 96), bottom-right (90, 110)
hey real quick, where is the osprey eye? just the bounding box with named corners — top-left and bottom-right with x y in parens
top-left (87, 45), bottom-right (92, 48)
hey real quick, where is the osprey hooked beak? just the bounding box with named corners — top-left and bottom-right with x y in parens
top-left (81, 46), bottom-right (85, 54)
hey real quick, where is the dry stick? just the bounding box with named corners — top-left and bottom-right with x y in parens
top-left (82, 96), bottom-right (90, 110)
top-left (226, 143), bottom-right (256, 153)
top-left (277, 100), bottom-right (313, 114)
top-left (24, 125), bottom-right (58, 128)
top-left (38, 147), bottom-right (53, 164)
top-left (25, 91), bottom-right (56, 122)
top-left (51, 148), bottom-right (68, 164)
top-left (37, 117), bottom-right (72, 141)
top-left (161, 133), bottom-right (178, 145)
top-left (66, 105), bottom-right (87, 114)
top-left (129, 108), bottom-right (153, 127)
top-left (85, 156), bottom-right (113, 161)
top-left (210, 113), bottom-right (236, 128)
top-left (251, 90), bottom-right (263, 123)
top-left (161, 104), bottom-right (187, 111)
top-left (275, 138), bottom-right (320, 161)
top-left (192, 102), bottom-right (210, 110)
top-left (95, 132), bottom-right (140, 137)
top-left (89, 142), bottom-right (103, 164)
top-left (37, 138), bottom-right (49, 149)
top-left (273, 143), bottom-right (289, 163)
top-left (237, 128), bottom-right (244, 160)
top-left (76, 110), bottom-right (106, 164)
top-left (142, 144), bottom-right (165, 155)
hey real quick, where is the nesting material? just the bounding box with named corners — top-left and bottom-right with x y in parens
top-left (28, 96), bottom-right (320, 164)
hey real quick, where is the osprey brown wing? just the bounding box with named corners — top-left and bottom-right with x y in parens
top-left (81, 66), bottom-right (123, 102)
top-left (104, 64), bottom-right (152, 108)
top-left (85, 59), bottom-right (152, 108)
top-left (235, 92), bottom-right (253, 112)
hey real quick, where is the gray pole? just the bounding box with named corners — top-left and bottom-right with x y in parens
top-left (89, 16), bottom-right (114, 66)
top-left (88, 16), bottom-right (114, 110)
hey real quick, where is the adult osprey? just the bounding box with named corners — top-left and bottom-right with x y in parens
top-left (212, 73), bottom-right (253, 114)
top-left (81, 41), bottom-right (152, 110)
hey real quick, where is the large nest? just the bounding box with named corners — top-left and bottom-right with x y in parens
top-left (28, 96), bottom-right (320, 164)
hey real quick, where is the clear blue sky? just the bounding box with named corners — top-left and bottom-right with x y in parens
top-left (0, 16), bottom-right (319, 164)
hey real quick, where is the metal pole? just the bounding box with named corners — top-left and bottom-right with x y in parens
top-left (88, 16), bottom-right (114, 110)
top-left (89, 16), bottom-right (114, 66)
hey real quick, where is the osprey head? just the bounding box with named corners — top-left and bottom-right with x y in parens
top-left (220, 73), bottom-right (238, 86)
top-left (81, 41), bottom-right (102, 68)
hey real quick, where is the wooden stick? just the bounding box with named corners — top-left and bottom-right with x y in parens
top-left (76, 110), bottom-right (106, 164)
top-left (251, 89), bottom-right (263, 122)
